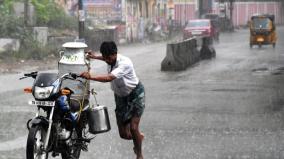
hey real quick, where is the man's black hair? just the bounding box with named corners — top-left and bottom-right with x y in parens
top-left (100, 41), bottom-right (117, 57)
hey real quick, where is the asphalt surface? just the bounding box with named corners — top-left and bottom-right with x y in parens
top-left (1, 26), bottom-right (284, 159)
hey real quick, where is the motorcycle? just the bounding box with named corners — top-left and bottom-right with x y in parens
top-left (20, 71), bottom-right (94, 159)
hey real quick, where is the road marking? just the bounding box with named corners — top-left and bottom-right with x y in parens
top-left (0, 136), bottom-right (26, 151)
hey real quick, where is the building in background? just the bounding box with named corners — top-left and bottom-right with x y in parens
top-left (55, 0), bottom-right (284, 42)
top-left (83, 0), bottom-right (123, 22)
top-left (173, 0), bottom-right (197, 26)
top-left (56, 0), bottom-right (78, 16)
top-left (212, 0), bottom-right (284, 27)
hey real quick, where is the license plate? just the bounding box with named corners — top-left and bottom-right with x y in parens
top-left (192, 31), bottom-right (202, 35)
top-left (29, 100), bottom-right (55, 107)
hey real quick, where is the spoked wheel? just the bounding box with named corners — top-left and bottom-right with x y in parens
top-left (61, 131), bottom-right (81, 159)
top-left (61, 146), bottom-right (81, 159)
top-left (26, 125), bottom-right (48, 159)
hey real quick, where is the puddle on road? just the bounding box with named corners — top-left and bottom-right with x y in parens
top-left (276, 66), bottom-right (284, 71)
top-left (252, 66), bottom-right (284, 76)
top-left (271, 67), bottom-right (284, 75)
top-left (252, 67), bottom-right (269, 72)
top-left (211, 88), bottom-right (248, 92)
top-left (271, 70), bottom-right (284, 75)
top-left (251, 67), bottom-right (270, 76)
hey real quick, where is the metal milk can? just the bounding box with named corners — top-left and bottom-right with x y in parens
top-left (58, 42), bottom-right (90, 104)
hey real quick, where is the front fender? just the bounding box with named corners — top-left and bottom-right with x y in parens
top-left (27, 116), bottom-right (49, 130)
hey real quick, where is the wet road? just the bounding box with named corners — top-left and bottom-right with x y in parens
top-left (1, 26), bottom-right (284, 159)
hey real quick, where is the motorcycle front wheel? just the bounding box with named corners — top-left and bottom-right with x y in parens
top-left (61, 131), bottom-right (81, 159)
top-left (26, 125), bottom-right (48, 159)
top-left (61, 147), bottom-right (81, 159)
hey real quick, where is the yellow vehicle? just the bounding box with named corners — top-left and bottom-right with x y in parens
top-left (249, 14), bottom-right (277, 48)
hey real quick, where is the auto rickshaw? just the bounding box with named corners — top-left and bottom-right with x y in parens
top-left (249, 14), bottom-right (277, 48)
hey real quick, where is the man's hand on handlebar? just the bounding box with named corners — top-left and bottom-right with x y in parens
top-left (80, 72), bottom-right (91, 80)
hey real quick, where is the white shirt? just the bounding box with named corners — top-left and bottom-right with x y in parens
top-left (108, 54), bottom-right (139, 97)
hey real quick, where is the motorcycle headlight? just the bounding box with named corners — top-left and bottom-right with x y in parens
top-left (34, 86), bottom-right (54, 99)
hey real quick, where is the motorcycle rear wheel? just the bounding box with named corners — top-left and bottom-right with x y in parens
top-left (26, 125), bottom-right (48, 159)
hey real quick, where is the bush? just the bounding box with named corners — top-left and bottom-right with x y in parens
top-left (0, 17), bottom-right (57, 60)
top-left (0, 15), bottom-right (24, 38)
top-left (32, 0), bottom-right (77, 30)
top-left (17, 33), bottom-right (49, 60)
top-left (0, 0), bottom-right (76, 60)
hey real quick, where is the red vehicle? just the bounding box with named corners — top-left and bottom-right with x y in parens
top-left (183, 19), bottom-right (219, 41)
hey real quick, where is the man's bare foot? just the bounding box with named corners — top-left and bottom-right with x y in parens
top-left (140, 133), bottom-right (144, 140)
top-left (136, 155), bottom-right (143, 159)
top-left (133, 133), bottom-right (145, 154)
top-left (133, 147), bottom-right (137, 154)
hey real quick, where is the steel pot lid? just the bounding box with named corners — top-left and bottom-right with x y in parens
top-left (62, 42), bottom-right (88, 48)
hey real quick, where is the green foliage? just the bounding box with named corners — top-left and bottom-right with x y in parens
top-left (0, 25), bottom-right (54, 60)
top-left (0, 0), bottom-right (77, 60)
top-left (31, 0), bottom-right (77, 30)
top-left (17, 29), bottom-right (49, 60)
top-left (0, 14), bottom-right (24, 38)
top-left (0, 0), bottom-right (18, 15)
top-left (31, 0), bottom-right (50, 25)
top-left (48, 13), bottom-right (78, 30)
top-left (0, 14), bottom-right (50, 60)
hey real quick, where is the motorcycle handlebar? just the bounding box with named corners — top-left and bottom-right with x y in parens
top-left (19, 76), bottom-right (28, 80)
top-left (20, 72), bottom-right (82, 81)
top-left (61, 73), bottom-right (83, 82)
top-left (20, 71), bottom-right (38, 80)
top-left (70, 73), bottom-right (80, 79)
top-left (64, 73), bottom-right (84, 84)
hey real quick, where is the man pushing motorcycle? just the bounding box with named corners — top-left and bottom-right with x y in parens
top-left (80, 41), bottom-right (145, 159)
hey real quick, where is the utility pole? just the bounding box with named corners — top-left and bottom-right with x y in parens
top-left (78, 0), bottom-right (85, 39)
top-left (229, 0), bottom-right (233, 21)
top-left (229, 0), bottom-right (234, 31)
top-left (184, 0), bottom-right (186, 26)
top-left (24, 0), bottom-right (29, 26)
top-left (199, 0), bottom-right (203, 18)
top-left (282, 0), bottom-right (284, 24)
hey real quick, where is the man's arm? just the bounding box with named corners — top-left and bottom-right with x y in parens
top-left (90, 74), bottom-right (116, 82)
top-left (80, 72), bottom-right (116, 82)
top-left (86, 50), bottom-right (104, 61)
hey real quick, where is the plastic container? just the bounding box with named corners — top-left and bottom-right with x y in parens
top-left (87, 105), bottom-right (111, 134)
